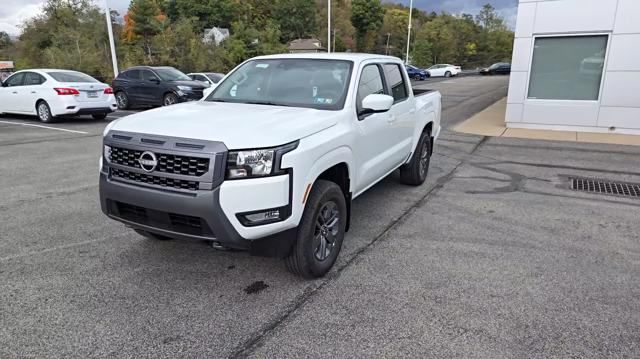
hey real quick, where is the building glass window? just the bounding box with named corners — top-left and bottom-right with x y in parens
top-left (528, 35), bottom-right (608, 101)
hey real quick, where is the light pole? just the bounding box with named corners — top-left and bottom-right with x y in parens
top-left (405, 0), bottom-right (413, 64)
top-left (327, 0), bottom-right (331, 53)
top-left (104, 0), bottom-right (119, 78)
top-left (333, 28), bottom-right (337, 52)
top-left (385, 33), bottom-right (391, 55)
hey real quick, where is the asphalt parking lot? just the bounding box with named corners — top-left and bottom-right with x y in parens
top-left (2, 75), bottom-right (639, 358)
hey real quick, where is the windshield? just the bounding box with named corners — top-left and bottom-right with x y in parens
top-left (154, 68), bottom-right (191, 81)
top-left (206, 59), bottom-right (353, 110)
top-left (489, 63), bottom-right (501, 69)
top-left (47, 71), bottom-right (98, 83)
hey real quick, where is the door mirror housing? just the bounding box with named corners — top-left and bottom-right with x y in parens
top-left (149, 77), bottom-right (161, 84)
top-left (202, 84), bottom-right (217, 99)
top-left (359, 94), bottom-right (394, 117)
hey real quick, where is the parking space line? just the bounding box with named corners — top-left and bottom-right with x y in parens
top-left (0, 120), bottom-right (89, 134)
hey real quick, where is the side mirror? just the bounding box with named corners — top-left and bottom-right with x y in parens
top-left (202, 84), bottom-right (217, 99)
top-left (149, 77), bottom-right (160, 84)
top-left (359, 94), bottom-right (394, 118)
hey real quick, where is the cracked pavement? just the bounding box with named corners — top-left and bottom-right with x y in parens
top-left (2, 76), bottom-right (639, 358)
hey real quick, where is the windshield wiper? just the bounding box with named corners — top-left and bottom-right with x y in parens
top-left (244, 101), bottom-right (292, 107)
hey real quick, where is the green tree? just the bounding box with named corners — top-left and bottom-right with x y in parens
top-left (416, 16), bottom-right (455, 64)
top-left (128, 0), bottom-right (167, 62)
top-left (476, 4), bottom-right (506, 32)
top-left (273, 0), bottom-right (317, 42)
top-left (162, 0), bottom-right (238, 31)
top-left (351, 0), bottom-right (384, 51)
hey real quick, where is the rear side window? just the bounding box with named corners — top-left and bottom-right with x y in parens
top-left (121, 70), bottom-right (141, 80)
top-left (4, 73), bottom-right (25, 87)
top-left (383, 64), bottom-right (408, 102)
top-left (24, 72), bottom-right (46, 85)
top-left (357, 64), bottom-right (385, 111)
top-left (47, 71), bottom-right (98, 83)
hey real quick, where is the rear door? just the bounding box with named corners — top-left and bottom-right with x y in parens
top-left (123, 70), bottom-right (142, 104)
top-left (382, 63), bottom-right (414, 161)
top-left (0, 72), bottom-right (26, 113)
top-left (20, 72), bottom-right (47, 113)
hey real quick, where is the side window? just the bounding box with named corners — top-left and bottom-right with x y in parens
top-left (125, 70), bottom-right (141, 80)
top-left (5, 73), bottom-right (25, 87)
top-left (383, 64), bottom-right (408, 102)
top-left (141, 70), bottom-right (157, 81)
top-left (356, 64), bottom-right (385, 112)
top-left (24, 72), bottom-right (46, 86)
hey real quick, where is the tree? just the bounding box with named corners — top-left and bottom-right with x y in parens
top-left (273, 0), bottom-right (317, 42)
top-left (127, 0), bottom-right (168, 61)
top-left (351, 0), bottom-right (385, 52)
top-left (476, 4), bottom-right (506, 32)
top-left (416, 16), bottom-right (455, 64)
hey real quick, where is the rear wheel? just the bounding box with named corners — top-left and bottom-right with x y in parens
top-left (444, 71), bottom-right (452, 78)
top-left (163, 93), bottom-right (178, 106)
top-left (36, 101), bottom-right (54, 123)
top-left (92, 113), bottom-right (107, 120)
top-left (134, 229), bottom-right (173, 240)
top-left (115, 91), bottom-right (129, 110)
top-left (400, 131), bottom-right (431, 186)
top-left (285, 180), bottom-right (346, 279)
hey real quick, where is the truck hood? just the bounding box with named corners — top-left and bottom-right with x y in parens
top-left (109, 101), bottom-right (340, 149)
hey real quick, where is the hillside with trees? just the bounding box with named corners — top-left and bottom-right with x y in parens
top-left (2, 0), bottom-right (514, 81)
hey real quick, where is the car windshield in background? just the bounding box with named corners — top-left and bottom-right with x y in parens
top-left (205, 73), bottom-right (224, 82)
top-left (47, 71), bottom-right (98, 83)
top-left (206, 59), bottom-right (353, 110)
top-left (155, 68), bottom-right (191, 81)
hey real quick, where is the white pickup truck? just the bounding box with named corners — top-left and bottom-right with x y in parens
top-left (99, 53), bottom-right (441, 278)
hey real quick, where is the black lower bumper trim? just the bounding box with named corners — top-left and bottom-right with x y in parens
top-left (75, 107), bottom-right (115, 115)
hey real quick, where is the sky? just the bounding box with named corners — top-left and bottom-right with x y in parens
top-left (0, 0), bottom-right (518, 36)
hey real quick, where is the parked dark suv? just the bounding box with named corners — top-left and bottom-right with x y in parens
top-left (480, 63), bottom-right (511, 75)
top-left (112, 66), bottom-right (206, 109)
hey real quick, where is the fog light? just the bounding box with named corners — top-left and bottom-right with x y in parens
top-left (238, 208), bottom-right (286, 226)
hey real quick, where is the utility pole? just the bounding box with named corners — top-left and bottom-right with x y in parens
top-left (327, 0), bottom-right (331, 53)
top-left (104, 0), bottom-right (119, 77)
top-left (386, 33), bottom-right (391, 55)
top-left (333, 28), bottom-right (337, 52)
top-left (405, 0), bottom-right (413, 64)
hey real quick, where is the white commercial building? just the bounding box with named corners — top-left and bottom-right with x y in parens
top-left (506, 0), bottom-right (640, 135)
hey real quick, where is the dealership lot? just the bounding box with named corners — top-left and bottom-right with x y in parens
top-left (2, 75), bottom-right (639, 358)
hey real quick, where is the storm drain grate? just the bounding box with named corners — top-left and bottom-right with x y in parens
top-left (569, 177), bottom-right (640, 199)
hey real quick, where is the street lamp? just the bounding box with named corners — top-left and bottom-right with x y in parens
top-left (104, 0), bottom-right (119, 77)
top-left (405, 0), bottom-right (413, 64)
top-left (327, 0), bottom-right (331, 53)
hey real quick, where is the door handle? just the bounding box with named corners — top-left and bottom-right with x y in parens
top-left (31, 91), bottom-right (37, 94)
top-left (387, 114), bottom-right (397, 123)
top-left (11, 91), bottom-right (18, 94)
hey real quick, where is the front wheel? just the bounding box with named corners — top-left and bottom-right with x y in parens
top-left (36, 101), bottom-right (54, 123)
top-left (285, 180), bottom-right (347, 279)
top-left (163, 93), bottom-right (178, 106)
top-left (400, 131), bottom-right (431, 186)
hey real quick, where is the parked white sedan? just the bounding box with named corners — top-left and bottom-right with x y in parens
top-left (426, 64), bottom-right (461, 77)
top-left (0, 69), bottom-right (117, 122)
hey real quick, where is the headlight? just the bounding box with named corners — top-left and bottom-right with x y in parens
top-left (103, 145), bottom-right (112, 162)
top-left (226, 142), bottom-right (298, 179)
top-left (177, 85), bottom-right (193, 91)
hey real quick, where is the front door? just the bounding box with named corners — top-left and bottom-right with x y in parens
top-left (140, 69), bottom-right (164, 105)
top-left (352, 63), bottom-right (398, 194)
top-left (0, 72), bottom-right (26, 113)
top-left (382, 63), bottom-right (415, 162)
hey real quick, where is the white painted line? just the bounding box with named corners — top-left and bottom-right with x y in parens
top-left (0, 120), bottom-right (88, 134)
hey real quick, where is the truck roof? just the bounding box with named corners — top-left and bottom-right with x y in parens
top-left (253, 52), bottom-right (403, 64)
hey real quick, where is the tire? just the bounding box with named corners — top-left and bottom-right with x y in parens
top-left (134, 229), bottom-right (173, 240)
top-left (444, 71), bottom-right (452, 78)
top-left (163, 93), bottom-right (178, 106)
top-left (400, 131), bottom-right (432, 186)
top-left (115, 91), bottom-right (129, 110)
top-left (92, 113), bottom-right (107, 120)
top-left (36, 101), bottom-right (54, 123)
top-left (285, 180), bottom-right (347, 279)
top-left (413, 75), bottom-right (421, 81)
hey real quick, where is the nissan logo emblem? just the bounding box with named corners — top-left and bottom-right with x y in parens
top-left (138, 151), bottom-right (158, 172)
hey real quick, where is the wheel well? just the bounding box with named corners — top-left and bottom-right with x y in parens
top-left (35, 99), bottom-right (47, 111)
top-left (316, 163), bottom-right (352, 231)
top-left (423, 122), bottom-right (434, 155)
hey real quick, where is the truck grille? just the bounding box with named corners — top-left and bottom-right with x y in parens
top-left (109, 146), bottom-right (210, 176)
top-left (111, 168), bottom-right (199, 191)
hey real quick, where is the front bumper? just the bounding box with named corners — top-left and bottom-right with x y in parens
top-left (177, 90), bottom-right (204, 102)
top-left (99, 131), bottom-right (297, 256)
